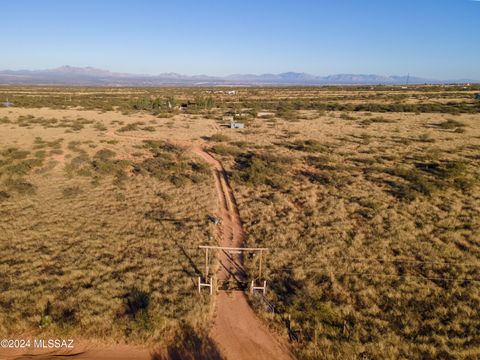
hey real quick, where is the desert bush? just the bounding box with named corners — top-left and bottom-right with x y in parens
top-left (134, 142), bottom-right (208, 187)
top-left (94, 148), bottom-right (116, 161)
top-left (384, 160), bottom-right (475, 200)
top-left (4, 177), bottom-right (36, 194)
top-left (0, 190), bottom-right (11, 201)
top-left (205, 133), bottom-right (230, 142)
top-left (436, 119), bottom-right (466, 130)
top-left (94, 122), bottom-right (107, 131)
top-left (287, 140), bottom-right (325, 153)
top-left (361, 116), bottom-right (396, 125)
top-left (64, 149), bottom-right (128, 180)
top-left (118, 121), bottom-right (145, 132)
top-left (276, 103), bottom-right (298, 121)
top-left (232, 152), bottom-right (291, 188)
top-left (65, 151), bottom-right (89, 171)
top-left (62, 186), bottom-right (83, 197)
top-left (190, 161), bottom-right (210, 174)
top-left (1, 147), bottom-right (30, 160)
top-left (67, 141), bottom-right (84, 152)
top-left (143, 140), bottom-right (184, 155)
top-left (210, 144), bottom-right (242, 157)
top-left (339, 113), bottom-right (356, 120)
top-left (34, 150), bottom-right (47, 159)
top-left (418, 133), bottom-right (435, 143)
top-left (91, 157), bottom-right (129, 177)
top-left (124, 287), bottom-right (150, 317)
top-left (230, 141), bottom-right (250, 149)
top-left (3, 158), bottom-right (43, 176)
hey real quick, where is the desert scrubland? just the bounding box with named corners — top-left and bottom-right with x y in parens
top-left (0, 85), bottom-right (479, 359)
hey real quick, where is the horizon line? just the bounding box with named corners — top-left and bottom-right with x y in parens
top-left (1, 64), bottom-right (479, 81)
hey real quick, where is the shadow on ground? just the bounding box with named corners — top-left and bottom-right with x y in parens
top-left (154, 325), bottom-right (224, 360)
top-left (9, 326), bottom-right (223, 360)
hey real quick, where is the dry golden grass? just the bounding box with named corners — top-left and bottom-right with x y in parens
top-left (214, 110), bottom-right (480, 359)
top-left (0, 108), bottom-right (219, 347)
top-left (0, 85), bottom-right (479, 358)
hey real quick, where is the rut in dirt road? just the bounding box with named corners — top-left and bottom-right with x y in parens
top-left (193, 146), bottom-right (294, 360)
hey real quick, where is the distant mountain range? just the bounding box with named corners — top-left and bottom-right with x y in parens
top-left (0, 66), bottom-right (477, 86)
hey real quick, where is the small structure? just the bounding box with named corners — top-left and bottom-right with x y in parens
top-left (222, 115), bottom-right (245, 129)
top-left (229, 121), bottom-right (245, 129)
top-left (2, 98), bottom-right (14, 107)
top-left (208, 215), bottom-right (221, 225)
top-left (475, 93), bottom-right (480, 100)
top-left (197, 245), bottom-right (269, 294)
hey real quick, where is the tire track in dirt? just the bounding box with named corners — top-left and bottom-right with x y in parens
top-left (1, 131), bottom-right (293, 360)
top-left (192, 146), bottom-right (294, 360)
top-left (85, 132), bottom-right (293, 359)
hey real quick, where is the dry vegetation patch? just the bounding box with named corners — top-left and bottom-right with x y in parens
top-left (0, 85), bottom-right (479, 358)
top-left (0, 108), bottom-right (218, 349)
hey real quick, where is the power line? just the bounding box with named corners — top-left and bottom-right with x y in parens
top-left (314, 256), bottom-right (479, 266)
top-left (267, 268), bottom-right (480, 283)
top-left (314, 271), bottom-right (480, 283)
top-left (185, 247), bottom-right (479, 267)
top-left (188, 246), bottom-right (480, 282)
top-left (270, 256), bottom-right (480, 268)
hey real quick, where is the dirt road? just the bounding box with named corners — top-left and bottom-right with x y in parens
top-left (0, 141), bottom-right (293, 360)
top-left (192, 146), bottom-right (294, 360)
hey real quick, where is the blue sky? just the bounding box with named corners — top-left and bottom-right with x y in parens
top-left (1, 0), bottom-right (479, 79)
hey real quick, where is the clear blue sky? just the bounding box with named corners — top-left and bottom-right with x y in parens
top-left (1, 0), bottom-right (479, 79)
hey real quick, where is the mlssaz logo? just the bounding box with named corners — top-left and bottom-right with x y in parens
top-left (34, 339), bottom-right (74, 349)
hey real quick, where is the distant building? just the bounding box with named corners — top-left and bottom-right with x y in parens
top-left (222, 115), bottom-right (245, 128)
top-left (226, 90), bottom-right (237, 95)
top-left (228, 122), bottom-right (245, 129)
top-left (475, 93), bottom-right (480, 100)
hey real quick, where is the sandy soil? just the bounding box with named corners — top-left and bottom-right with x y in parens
top-left (0, 109), bottom-right (293, 359)
top-left (192, 147), bottom-right (294, 360)
top-left (0, 344), bottom-right (154, 360)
